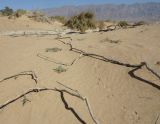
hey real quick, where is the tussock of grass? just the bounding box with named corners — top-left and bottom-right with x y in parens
top-left (118, 21), bottom-right (129, 28)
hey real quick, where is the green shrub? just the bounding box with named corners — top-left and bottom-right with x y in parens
top-left (0, 6), bottom-right (14, 16)
top-left (14, 9), bottom-right (27, 18)
top-left (118, 21), bottom-right (129, 28)
top-left (53, 66), bottom-right (67, 73)
top-left (50, 16), bottom-right (66, 24)
top-left (65, 12), bottom-right (96, 33)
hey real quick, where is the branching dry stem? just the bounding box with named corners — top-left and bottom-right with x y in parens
top-left (0, 71), bottom-right (38, 84)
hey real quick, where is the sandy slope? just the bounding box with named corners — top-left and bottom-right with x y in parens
top-left (0, 16), bottom-right (63, 31)
top-left (0, 17), bottom-right (160, 124)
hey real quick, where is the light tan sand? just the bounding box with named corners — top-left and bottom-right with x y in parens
top-left (0, 17), bottom-right (160, 124)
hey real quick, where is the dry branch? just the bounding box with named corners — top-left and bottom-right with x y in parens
top-left (56, 38), bottom-right (160, 91)
top-left (0, 71), bottom-right (38, 84)
top-left (0, 81), bottom-right (100, 124)
top-left (0, 87), bottom-right (86, 124)
top-left (56, 81), bottom-right (100, 124)
top-left (37, 53), bottom-right (83, 66)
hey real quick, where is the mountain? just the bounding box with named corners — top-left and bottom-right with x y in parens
top-left (41, 2), bottom-right (160, 22)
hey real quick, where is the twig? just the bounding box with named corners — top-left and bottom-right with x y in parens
top-left (56, 38), bottom-right (160, 91)
top-left (56, 81), bottom-right (100, 124)
top-left (0, 71), bottom-right (38, 84)
top-left (55, 89), bottom-right (86, 124)
top-left (56, 81), bottom-right (80, 96)
top-left (84, 98), bottom-right (100, 124)
top-left (0, 82), bottom-right (100, 124)
top-left (37, 53), bottom-right (83, 66)
top-left (0, 88), bottom-right (48, 109)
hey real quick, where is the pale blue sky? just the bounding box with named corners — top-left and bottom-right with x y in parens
top-left (0, 0), bottom-right (160, 10)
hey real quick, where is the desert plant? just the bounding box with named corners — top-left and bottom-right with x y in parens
top-left (98, 21), bottom-right (105, 30)
top-left (14, 9), bottom-right (27, 18)
top-left (53, 66), bottom-right (67, 73)
top-left (28, 11), bottom-right (51, 23)
top-left (65, 12), bottom-right (96, 33)
top-left (0, 6), bottom-right (14, 16)
top-left (45, 47), bottom-right (62, 52)
top-left (22, 96), bottom-right (30, 106)
top-left (118, 21), bottom-right (129, 28)
top-left (50, 16), bottom-right (66, 24)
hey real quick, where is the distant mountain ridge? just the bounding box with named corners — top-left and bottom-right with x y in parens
top-left (41, 2), bottom-right (160, 22)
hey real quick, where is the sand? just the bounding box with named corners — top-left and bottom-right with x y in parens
top-left (0, 16), bottom-right (160, 124)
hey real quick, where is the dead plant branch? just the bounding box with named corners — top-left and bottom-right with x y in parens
top-left (56, 38), bottom-right (160, 91)
top-left (0, 81), bottom-right (100, 124)
top-left (0, 71), bottom-right (38, 84)
top-left (37, 53), bottom-right (83, 66)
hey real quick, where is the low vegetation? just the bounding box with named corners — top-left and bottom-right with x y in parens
top-left (53, 66), bottom-right (67, 73)
top-left (14, 9), bottom-right (27, 18)
top-left (97, 21), bottom-right (105, 30)
top-left (28, 11), bottom-right (51, 23)
top-left (118, 21), bottom-right (129, 28)
top-left (0, 6), bottom-right (27, 19)
top-left (50, 16), bottom-right (66, 24)
top-left (45, 47), bottom-right (62, 52)
top-left (65, 12), bottom-right (96, 33)
top-left (0, 6), bottom-right (14, 16)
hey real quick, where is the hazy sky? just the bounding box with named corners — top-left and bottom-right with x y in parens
top-left (0, 0), bottom-right (160, 10)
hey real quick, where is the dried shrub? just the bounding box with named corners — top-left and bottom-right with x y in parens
top-left (14, 9), bottom-right (27, 18)
top-left (28, 11), bottom-right (51, 23)
top-left (65, 12), bottom-right (96, 33)
top-left (98, 21), bottom-right (105, 30)
top-left (50, 16), bottom-right (66, 24)
top-left (118, 21), bottom-right (129, 28)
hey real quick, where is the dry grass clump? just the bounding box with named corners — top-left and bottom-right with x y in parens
top-left (118, 21), bottom-right (129, 28)
top-left (65, 12), bottom-right (96, 33)
top-left (97, 21), bottom-right (105, 30)
top-left (50, 16), bottom-right (66, 24)
top-left (53, 66), bottom-right (67, 73)
top-left (28, 11), bottom-right (51, 23)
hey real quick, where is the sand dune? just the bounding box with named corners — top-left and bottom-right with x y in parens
top-left (0, 17), bottom-right (160, 124)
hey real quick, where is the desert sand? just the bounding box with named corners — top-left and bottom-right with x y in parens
top-left (0, 16), bottom-right (160, 124)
